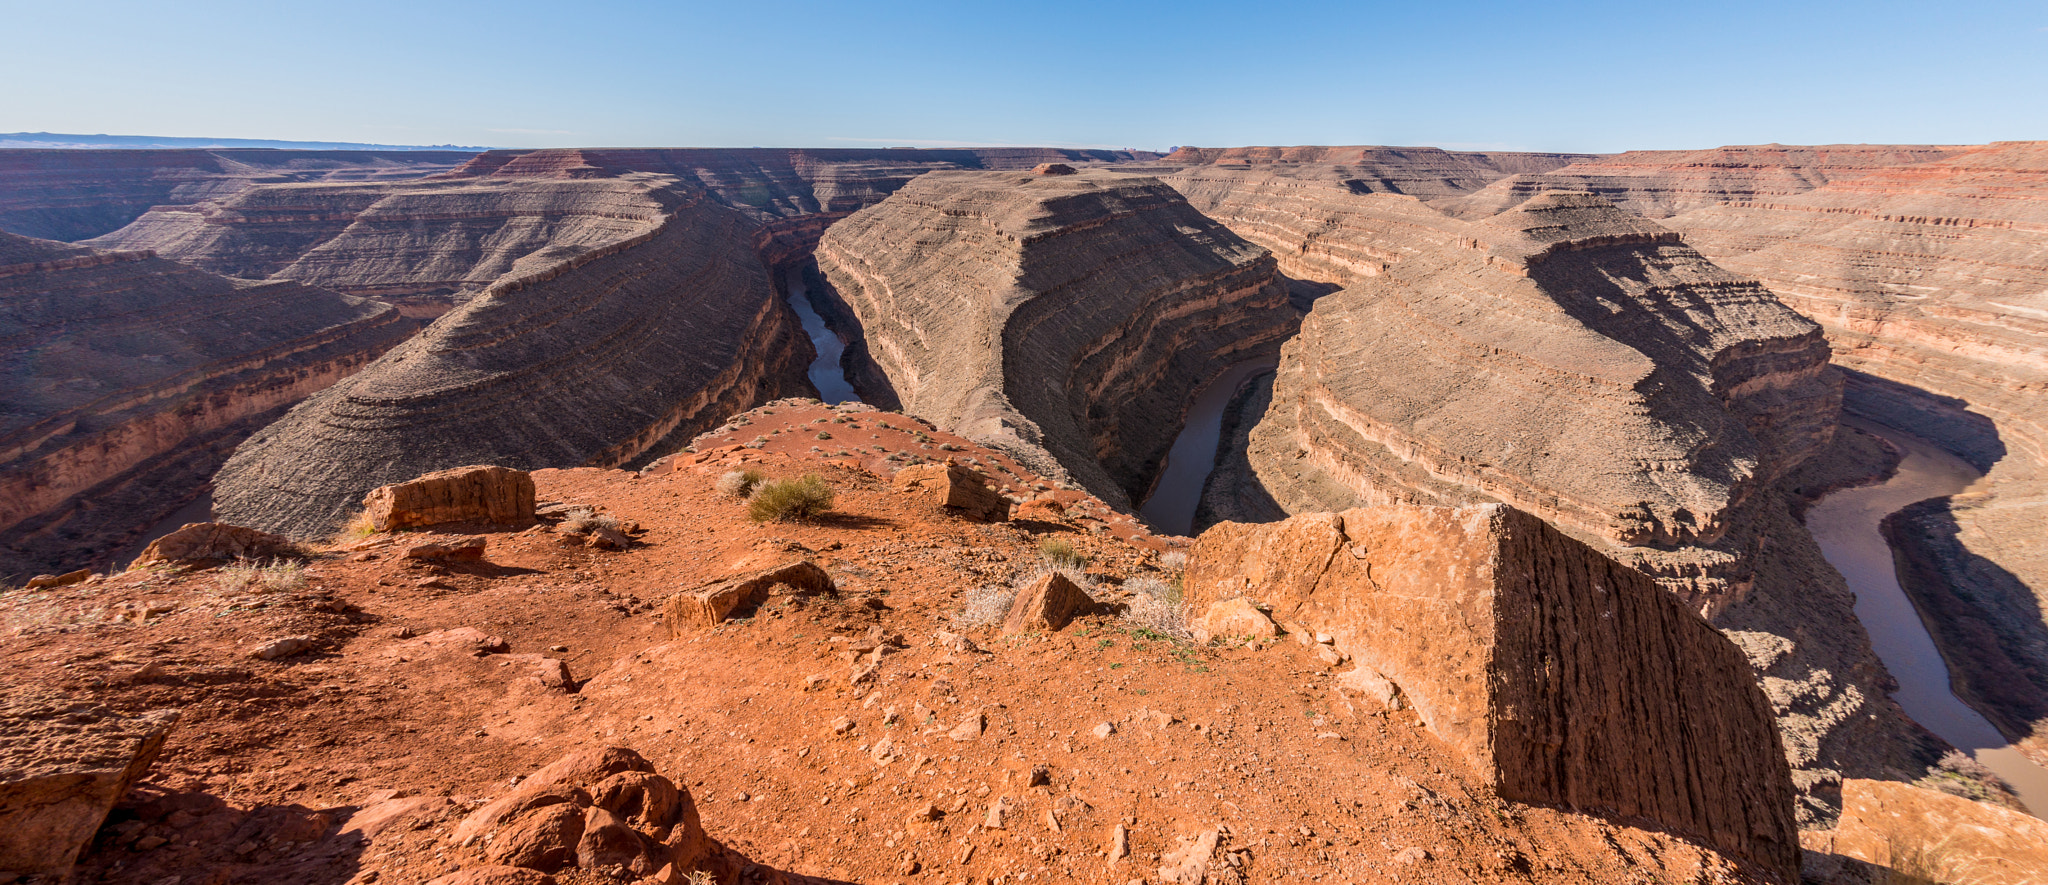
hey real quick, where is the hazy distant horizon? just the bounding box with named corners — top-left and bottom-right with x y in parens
top-left (5, 0), bottom-right (2043, 154)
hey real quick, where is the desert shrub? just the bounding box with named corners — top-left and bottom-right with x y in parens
top-left (216, 559), bottom-right (307, 594)
top-left (715, 468), bottom-right (766, 498)
top-left (953, 582), bottom-right (1018, 629)
top-left (1039, 537), bottom-right (1088, 570)
top-left (559, 507), bottom-right (621, 535)
top-left (1122, 575), bottom-right (1190, 639)
top-left (816, 431), bottom-right (832, 440)
top-left (1158, 551), bottom-right (1188, 572)
top-left (1913, 749), bottom-right (2009, 803)
top-left (748, 474), bottom-right (836, 523)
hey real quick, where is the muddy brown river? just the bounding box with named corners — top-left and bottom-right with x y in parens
top-left (1806, 421), bottom-right (2048, 815)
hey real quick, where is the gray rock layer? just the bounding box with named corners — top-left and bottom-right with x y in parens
top-left (214, 188), bottom-right (810, 538)
top-left (815, 170), bottom-right (1294, 506)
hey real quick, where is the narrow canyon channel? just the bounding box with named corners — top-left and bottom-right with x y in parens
top-left (1806, 421), bottom-right (2048, 815)
top-left (786, 270), bottom-right (859, 405)
top-left (1140, 359), bottom-right (1278, 537)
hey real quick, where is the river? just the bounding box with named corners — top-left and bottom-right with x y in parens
top-left (1806, 421), bottom-right (2048, 815)
top-left (1139, 359), bottom-right (1277, 536)
top-left (786, 270), bottom-right (859, 405)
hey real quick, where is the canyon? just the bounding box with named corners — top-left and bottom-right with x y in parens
top-left (2, 139), bottom-right (2044, 883)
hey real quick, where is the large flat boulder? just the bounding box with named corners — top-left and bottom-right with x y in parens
top-left (0, 700), bottom-right (180, 878)
top-left (1186, 504), bottom-right (1798, 879)
top-left (360, 465), bottom-right (536, 533)
top-left (132, 522), bottom-right (299, 566)
top-left (1818, 778), bottom-right (2048, 885)
top-left (662, 561), bottom-right (834, 635)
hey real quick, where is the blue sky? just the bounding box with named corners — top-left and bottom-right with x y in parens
top-left (3, 0), bottom-right (2043, 153)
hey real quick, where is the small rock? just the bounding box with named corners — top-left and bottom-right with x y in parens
top-left (253, 636), bottom-right (318, 661)
top-left (1092, 722), bottom-right (1116, 739)
top-left (949, 710), bottom-right (985, 742)
top-left (534, 658), bottom-right (575, 692)
top-left (1026, 764), bottom-right (1050, 787)
top-left (1394, 846), bottom-right (1430, 864)
top-left (132, 834), bottom-right (168, 851)
top-left (1109, 822), bottom-right (1130, 864)
top-left (25, 569), bottom-right (92, 590)
top-left (985, 797), bottom-right (1008, 829)
top-left (403, 536), bottom-right (487, 561)
top-left (829, 716), bottom-right (855, 736)
top-left (1315, 633), bottom-right (1334, 645)
top-left (906, 802), bottom-right (942, 823)
top-left (1314, 645), bottom-right (1345, 667)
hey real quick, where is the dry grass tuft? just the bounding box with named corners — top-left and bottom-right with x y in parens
top-left (747, 474), bottom-right (835, 523)
top-left (715, 468), bottom-right (767, 498)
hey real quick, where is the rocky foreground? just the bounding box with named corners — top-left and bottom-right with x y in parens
top-left (5, 398), bottom-right (1910, 885)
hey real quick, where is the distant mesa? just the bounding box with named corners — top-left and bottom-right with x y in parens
top-left (0, 132), bottom-right (491, 151)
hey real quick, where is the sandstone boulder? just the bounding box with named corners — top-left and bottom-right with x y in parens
top-left (0, 700), bottom-right (180, 879)
top-left (404, 536), bottom-right (489, 561)
top-left (1002, 570), bottom-right (1094, 634)
top-left (663, 561), bottom-right (835, 635)
top-left (24, 569), bottom-right (89, 590)
top-left (1817, 778), bottom-right (2048, 885)
top-left (363, 466), bottom-right (536, 533)
top-left (893, 463), bottom-right (1010, 522)
top-left (132, 522), bottom-right (299, 566)
top-left (1186, 504), bottom-right (1799, 879)
top-left (1189, 597), bottom-right (1277, 644)
top-left (452, 747), bottom-right (712, 878)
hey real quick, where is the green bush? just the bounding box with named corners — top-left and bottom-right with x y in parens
top-left (748, 474), bottom-right (836, 523)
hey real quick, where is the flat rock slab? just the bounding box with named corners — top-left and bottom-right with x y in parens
top-left (133, 522), bottom-right (298, 566)
top-left (663, 561), bottom-right (835, 635)
top-left (0, 700), bottom-right (180, 878)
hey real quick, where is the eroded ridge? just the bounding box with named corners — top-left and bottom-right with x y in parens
top-left (813, 169), bottom-right (1296, 506)
top-left (0, 231), bottom-right (409, 578)
top-left (211, 189), bottom-right (810, 539)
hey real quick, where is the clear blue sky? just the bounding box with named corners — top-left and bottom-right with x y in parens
top-left (3, 0), bottom-right (2043, 153)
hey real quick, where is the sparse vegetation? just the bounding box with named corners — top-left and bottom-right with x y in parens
top-left (953, 582), bottom-right (1018, 629)
top-left (559, 507), bottom-right (621, 535)
top-left (1038, 537), bottom-right (1088, 570)
top-left (1158, 551), bottom-right (1188, 572)
top-left (747, 474), bottom-right (836, 523)
top-left (816, 431), bottom-right (832, 440)
top-left (215, 558), bottom-right (308, 594)
top-left (1914, 749), bottom-right (2010, 804)
top-left (1123, 575), bottom-right (1190, 639)
top-left (715, 468), bottom-right (767, 498)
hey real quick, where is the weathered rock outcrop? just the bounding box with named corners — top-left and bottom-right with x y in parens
top-left (1245, 191), bottom-right (1838, 554)
top-left (814, 170), bottom-right (1295, 505)
top-left (359, 465), bottom-right (536, 532)
top-left (0, 231), bottom-right (409, 579)
top-left (1185, 504), bottom-right (1800, 879)
top-left (212, 189), bottom-right (811, 539)
top-left (1810, 779), bottom-right (2048, 885)
top-left (0, 148), bottom-right (473, 242)
top-left (1159, 145), bottom-right (1600, 191)
top-left (0, 699), bottom-right (180, 879)
top-left (131, 522), bottom-right (299, 566)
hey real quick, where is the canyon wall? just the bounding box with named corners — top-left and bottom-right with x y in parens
top-left (1185, 504), bottom-right (1801, 880)
top-left (813, 168), bottom-right (1295, 507)
top-left (0, 231), bottom-right (410, 579)
top-left (0, 149), bottom-right (474, 242)
top-left (1244, 190), bottom-right (1837, 552)
top-left (212, 188), bottom-right (811, 539)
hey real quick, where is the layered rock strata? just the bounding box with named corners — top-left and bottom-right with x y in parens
top-left (1435, 144), bottom-right (1965, 219)
top-left (813, 170), bottom-right (1294, 506)
top-left (0, 148), bottom-right (473, 242)
top-left (0, 231), bottom-right (409, 579)
top-left (1245, 191), bottom-right (1838, 555)
top-left (212, 189), bottom-right (810, 539)
top-left (1185, 504), bottom-right (1800, 880)
top-left (0, 699), bottom-right (180, 879)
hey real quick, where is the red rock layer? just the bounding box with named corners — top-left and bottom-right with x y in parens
top-left (1186, 504), bottom-right (1800, 880)
top-left (0, 231), bottom-right (409, 578)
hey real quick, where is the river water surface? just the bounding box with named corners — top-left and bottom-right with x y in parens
top-left (1806, 421), bottom-right (2048, 815)
top-left (1139, 359), bottom-right (1277, 536)
top-left (786, 270), bottom-right (859, 405)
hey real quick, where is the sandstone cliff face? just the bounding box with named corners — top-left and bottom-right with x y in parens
top-left (0, 149), bottom-right (473, 242)
top-left (0, 231), bottom-right (409, 579)
top-left (1244, 191), bottom-right (1837, 552)
top-left (1185, 504), bottom-right (1800, 880)
top-left (212, 189), bottom-right (810, 539)
top-left (813, 170), bottom-right (1294, 506)
top-left (1160, 145), bottom-right (1600, 185)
